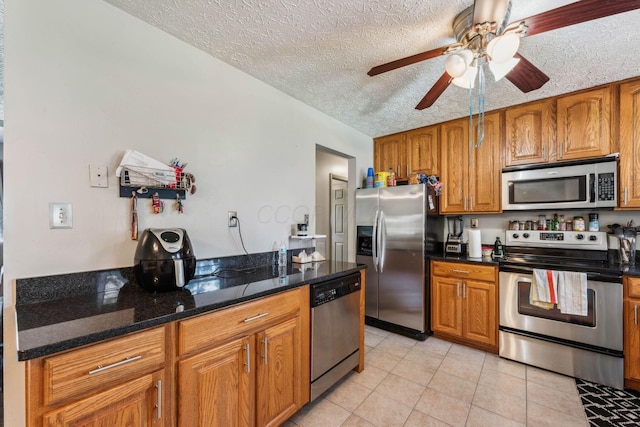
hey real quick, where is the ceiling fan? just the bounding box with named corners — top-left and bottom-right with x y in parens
top-left (368, 0), bottom-right (640, 110)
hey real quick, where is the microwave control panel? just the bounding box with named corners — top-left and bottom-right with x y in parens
top-left (597, 173), bottom-right (616, 201)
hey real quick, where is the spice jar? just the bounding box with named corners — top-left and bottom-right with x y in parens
top-left (573, 216), bottom-right (585, 231)
top-left (588, 213), bottom-right (599, 231)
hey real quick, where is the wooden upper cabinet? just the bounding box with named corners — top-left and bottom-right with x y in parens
top-left (556, 87), bottom-right (612, 161)
top-left (619, 79), bottom-right (640, 208)
top-left (439, 118), bottom-right (469, 213)
top-left (406, 126), bottom-right (440, 176)
top-left (373, 133), bottom-right (408, 179)
top-left (440, 113), bottom-right (502, 214)
top-left (469, 112), bottom-right (502, 213)
top-left (504, 100), bottom-right (555, 166)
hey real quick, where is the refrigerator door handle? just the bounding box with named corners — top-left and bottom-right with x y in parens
top-left (372, 209), bottom-right (379, 272)
top-left (379, 211), bottom-right (386, 273)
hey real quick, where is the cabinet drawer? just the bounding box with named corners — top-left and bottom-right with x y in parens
top-left (42, 326), bottom-right (165, 406)
top-left (627, 277), bottom-right (640, 299)
top-left (178, 287), bottom-right (303, 355)
top-left (431, 261), bottom-right (496, 282)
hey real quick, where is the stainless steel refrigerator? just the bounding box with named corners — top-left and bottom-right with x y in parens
top-left (356, 184), bottom-right (443, 339)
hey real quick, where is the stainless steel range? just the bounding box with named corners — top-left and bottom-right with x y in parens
top-left (499, 230), bottom-right (624, 389)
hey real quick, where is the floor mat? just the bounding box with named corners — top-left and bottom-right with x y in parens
top-left (576, 378), bottom-right (640, 427)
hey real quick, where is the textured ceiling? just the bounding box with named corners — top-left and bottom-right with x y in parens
top-left (101, 0), bottom-right (640, 138)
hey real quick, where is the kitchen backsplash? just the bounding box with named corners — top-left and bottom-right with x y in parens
top-left (455, 210), bottom-right (640, 250)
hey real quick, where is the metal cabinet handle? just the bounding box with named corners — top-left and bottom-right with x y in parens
top-left (262, 336), bottom-right (268, 365)
top-left (635, 304), bottom-right (638, 325)
top-left (88, 355), bottom-right (142, 375)
top-left (244, 343), bottom-right (251, 373)
top-left (464, 198), bottom-right (467, 211)
top-left (456, 282), bottom-right (460, 297)
top-left (156, 379), bottom-right (162, 419)
top-left (469, 197), bottom-right (473, 211)
top-left (406, 165), bottom-right (409, 178)
top-left (463, 283), bottom-right (467, 299)
top-left (559, 143), bottom-right (563, 158)
top-left (625, 188), bottom-right (629, 206)
top-left (542, 145), bottom-right (546, 161)
top-left (453, 269), bottom-right (469, 274)
top-left (397, 164), bottom-right (401, 177)
top-left (244, 312), bottom-right (269, 323)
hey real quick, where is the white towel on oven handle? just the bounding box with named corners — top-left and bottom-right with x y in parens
top-left (530, 269), bottom-right (557, 309)
top-left (557, 271), bottom-right (588, 316)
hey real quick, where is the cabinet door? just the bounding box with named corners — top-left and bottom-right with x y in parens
top-left (43, 371), bottom-right (164, 427)
top-left (462, 280), bottom-right (497, 348)
top-left (439, 119), bottom-right (469, 213)
top-left (619, 80), bottom-right (640, 208)
top-left (624, 298), bottom-right (640, 382)
top-left (468, 112), bottom-right (502, 213)
top-left (504, 100), bottom-right (555, 166)
top-left (256, 317), bottom-right (301, 427)
top-left (557, 88), bottom-right (612, 160)
top-left (374, 134), bottom-right (408, 178)
top-left (407, 126), bottom-right (439, 176)
top-left (178, 336), bottom-right (253, 427)
top-left (431, 276), bottom-right (463, 337)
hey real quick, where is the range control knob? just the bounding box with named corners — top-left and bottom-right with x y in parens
top-left (589, 235), bottom-right (598, 241)
top-left (576, 234), bottom-right (585, 240)
top-left (511, 233), bottom-right (519, 239)
top-left (523, 233), bottom-right (530, 239)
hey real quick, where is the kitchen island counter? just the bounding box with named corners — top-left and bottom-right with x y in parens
top-left (16, 260), bottom-right (365, 360)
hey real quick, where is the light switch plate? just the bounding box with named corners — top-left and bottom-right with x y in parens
top-left (50, 203), bottom-right (73, 229)
top-left (89, 164), bottom-right (108, 188)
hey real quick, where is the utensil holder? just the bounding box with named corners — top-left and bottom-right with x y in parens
top-left (617, 229), bottom-right (637, 265)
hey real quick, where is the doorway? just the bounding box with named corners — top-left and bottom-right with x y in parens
top-left (330, 174), bottom-right (348, 263)
top-left (315, 146), bottom-right (349, 262)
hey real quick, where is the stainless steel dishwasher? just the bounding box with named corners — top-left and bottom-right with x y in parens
top-left (310, 272), bottom-right (361, 401)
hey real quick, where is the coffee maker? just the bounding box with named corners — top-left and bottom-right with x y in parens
top-left (445, 216), bottom-right (467, 255)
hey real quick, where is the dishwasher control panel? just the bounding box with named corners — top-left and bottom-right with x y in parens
top-left (310, 273), bottom-right (361, 307)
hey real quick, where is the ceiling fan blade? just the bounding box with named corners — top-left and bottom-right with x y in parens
top-left (416, 72), bottom-right (452, 110)
top-left (505, 53), bottom-right (550, 93)
top-left (473, 0), bottom-right (511, 29)
top-left (519, 0), bottom-right (640, 38)
top-left (367, 46), bottom-right (448, 76)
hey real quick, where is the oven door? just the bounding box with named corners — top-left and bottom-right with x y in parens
top-left (499, 271), bottom-right (622, 351)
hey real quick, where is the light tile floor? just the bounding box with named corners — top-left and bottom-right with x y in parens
top-left (285, 325), bottom-right (588, 427)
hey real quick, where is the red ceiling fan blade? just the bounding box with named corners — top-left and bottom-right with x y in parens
top-left (473, 0), bottom-right (511, 30)
top-left (416, 72), bottom-right (452, 110)
top-left (518, 0), bottom-right (640, 38)
top-left (505, 53), bottom-right (550, 93)
top-left (367, 46), bottom-right (449, 76)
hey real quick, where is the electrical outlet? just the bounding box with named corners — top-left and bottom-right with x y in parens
top-left (89, 164), bottom-right (108, 188)
top-left (471, 218), bottom-right (479, 228)
top-left (228, 211), bottom-right (238, 227)
top-left (50, 203), bottom-right (73, 229)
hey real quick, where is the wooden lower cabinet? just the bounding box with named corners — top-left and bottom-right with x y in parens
top-left (42, 370), bottom-right (165, 427)
top-left (176, 287), bottom-right (310, 427)
top-left (624, 276), bottom-right (640, 391)
top-left (26, 326), bottom-right (169, 427)
top-left (431, 261), bottom-right (498, 352)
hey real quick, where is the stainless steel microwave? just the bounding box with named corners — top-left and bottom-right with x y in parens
top-left (502, 157), bottom-right (617, 211)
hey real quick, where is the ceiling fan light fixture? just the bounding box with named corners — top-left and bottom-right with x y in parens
top-left (486, 32), bottom-right (520, 63)
top-left (445, 49), bottom-right (474, 78)
top-left (489, 57), bottom-right (520, 81)
top-left (452, 65), bottom-right (478, 89)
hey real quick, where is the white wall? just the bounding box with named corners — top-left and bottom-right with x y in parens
top-left (3, 0), bottom-right (373, 425)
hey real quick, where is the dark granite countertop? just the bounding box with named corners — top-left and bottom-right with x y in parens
top-left (426, 252), bottom-right (500, 266)
top-left (16, 260), bottom-right (365, 361)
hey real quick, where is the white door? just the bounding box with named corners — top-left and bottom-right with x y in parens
top-left (330, 175), bottom-right (348, 263)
